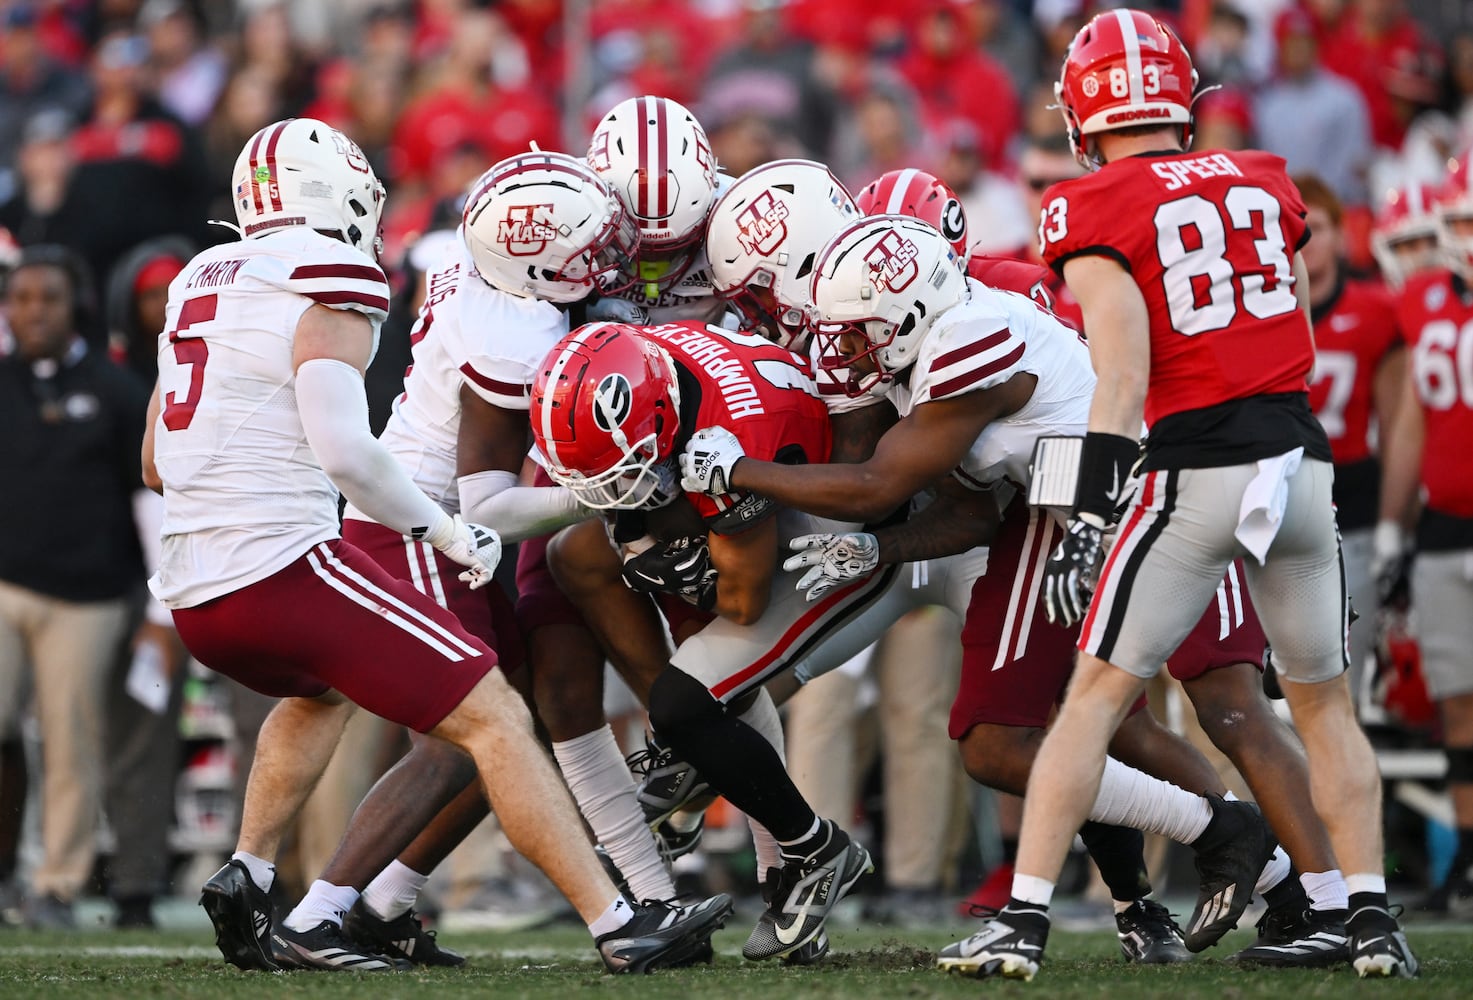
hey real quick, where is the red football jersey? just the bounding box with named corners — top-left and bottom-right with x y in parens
top-left (641, 321), bottom-right (831, 532)
top-left (1039, 150), bottom-right (1313, 428)
top-left (1308, 279), bottom-right (1402, 464)
top-left (1394, 271), bottom-right (1473, 518)
top-left (966, 253), bottom-right (1084, 332)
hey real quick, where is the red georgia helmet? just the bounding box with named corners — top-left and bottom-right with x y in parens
top-left (854, 168), bottom-right (969, 258)
top-left (1371, 180), bottom-right (1441, 289)
top-left (531, 323), bottom-right (683, 510)
top-left (1055, 8), bottom-right (1199, 169)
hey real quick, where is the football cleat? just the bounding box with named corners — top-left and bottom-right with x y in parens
top-left (937, 903), bottom-right (1049, 981)
top-left (654, 814), bottom-right (705, 863)
top-left (1115, 898), bottom-right (1191, 964)
top-left (271, 919), bottom-right (409, 971)
top-left (757, 869), bottom-right (830, 966)
top-left (743, 821), bottom-right (873, 961)
top-left (628, 736), bottom-right (710, 828)
top-left (1349, 925), bottom-right (1419, 978)
top-left (198, 860), bottom-right (282, 971)
top-left (1184, 795), bottom-right (1276, 951)
top-left (596, 894), bottom-right (734, 974)
top-left (1228, 905), bottom-right (1348, 968)
top-left (343, 900), bottom-right (465, 968)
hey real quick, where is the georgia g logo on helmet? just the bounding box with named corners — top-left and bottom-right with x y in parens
top-left (864, 230), bottom-right (920, 293)
top-left (498, 204), bottom-right (560, 256)
top-left (593, 373), bottom-right (633, 431)
top-left (939, 198), bottom-right (966, 247)
top-left (735, 191), bottom-right (790, 256)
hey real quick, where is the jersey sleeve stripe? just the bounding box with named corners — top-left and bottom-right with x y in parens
top-left (1047, 244), bottom-right (1132, 277)
top-left (932, 328), bottom-right (1011, 370)
top-left (305, 289), bottom-right (391, 312)
top-left (931, 342), bottom-right (1026, 397)
top-left (459, 363), bottom-right (526, 400)
top-left (290, 263), bottom-right (387, 284)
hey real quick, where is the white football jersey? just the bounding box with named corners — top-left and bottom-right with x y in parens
top-left (346, 234), bottom-right (569, 519)
top-left (886, 279), bottom-right (1096, 517)
top-left (150, 230), bottom-right (391, 608)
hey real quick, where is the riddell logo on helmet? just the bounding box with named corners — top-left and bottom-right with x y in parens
top-left (864, 231), bottom-right (920, 293)
top-left (1105, 107), bottom-right (1172, 124)
top-left (735, 192), bottom-right (790, 256)
top-left (498, 205), bottom-right (560, 256)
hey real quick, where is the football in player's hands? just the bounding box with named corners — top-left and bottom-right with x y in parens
top-left (679, 427), bottom-right (746, 495)
top-left (621, 536), bottom-right (718, 609)
top-left (783, 532), bottom-right (880, 602)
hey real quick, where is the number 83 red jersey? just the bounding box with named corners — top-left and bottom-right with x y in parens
top-left (1039, 149), bottom-right (1312, 428)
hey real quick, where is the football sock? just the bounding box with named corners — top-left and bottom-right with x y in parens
top-left (750, 819), bottom-right (782, 875)
top-left (1089, 756), bottom-right (1213, 844)
top-left (1254, 845), bottom-right (1292, 896)
top-left (1078, 821), bottom-right (1151, 903)
top-left (231, 851), bottom-right (276, 894)
top-left (777, 817), bottom-right (823, 857)
top-left (588, 895), bottom-right (634, 938)
top-left (1009, 874), bottom-right (1055, 909)
top-left (284, 880), bottom-right (360, 932)
top-left (554, 727), bottom-right (676, 901)
top-left (1300, 869), bottom-right (1349, 912)
top-left (1000, 836), bottom-right (1019, 864)
top-left (361, 860), bottom-right (429, 922)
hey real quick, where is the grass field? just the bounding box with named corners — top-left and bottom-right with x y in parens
top-left (2, 920), bottom-right (1470, 999)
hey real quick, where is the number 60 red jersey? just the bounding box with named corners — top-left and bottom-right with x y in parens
top-left (1038, 149), bottom-right (1312, 428)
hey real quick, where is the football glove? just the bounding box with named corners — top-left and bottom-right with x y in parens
top-left (621, 536), bottom-right (719, 610)
top-left (1042, 515), bottom-right (1105, 628)
top-left (783, 532), bottom-right (880, 602)
top-left (1372, 520), bottom-right (1412, 609)
top-left (421, 513), bottom-right (502, 591)
top-left (679, 426), bottom-right (746, 495)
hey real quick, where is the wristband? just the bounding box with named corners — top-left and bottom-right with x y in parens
top-left (1073, 432), bottom-right (1140, 526)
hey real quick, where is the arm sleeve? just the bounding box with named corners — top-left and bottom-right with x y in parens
top-left (458, 469), bottom-right (592, 543)
top-left (296, 358), bottom-right (451, 540)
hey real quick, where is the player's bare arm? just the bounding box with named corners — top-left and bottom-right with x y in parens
top-left (872, 477), bottom-right (1001, 564)
top-left (706, 515), bottom-right (780, 625)
top-left (292, 301), bottom-right (375, 372)
top-left (1378, 361), bottom-right (1426, 534)
top-left (828, 398), bottom-right (899, 464)
top-left (141, 381), bottom-right (163, 494)
top-left (456, 385), bottom-right (533, 479)
top-left (1063, 254), bottom-right (1151, 438)
top-left (717, 374), bottom-right (1035, 523)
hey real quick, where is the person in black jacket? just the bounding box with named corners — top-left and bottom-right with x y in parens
top-left (0, 245), bottom-right (148, 929)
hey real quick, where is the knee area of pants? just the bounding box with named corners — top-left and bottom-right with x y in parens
top-left (648, 670), bottom-right (721, 737)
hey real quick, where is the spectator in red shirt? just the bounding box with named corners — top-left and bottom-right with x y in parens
top-left (1320, 0), bottom-right (1443, 150)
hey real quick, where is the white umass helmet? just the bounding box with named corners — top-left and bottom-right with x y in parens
top-left (588, 96), bottom-right (719, 296)
top-left (809, 214), bottom-right (968, 396)
top-left (705, 159), bottom-right (859, 347)
top-left (462, 151), bottom-right (641, 304)
top-left (233, 118), bottom-right (386, 257)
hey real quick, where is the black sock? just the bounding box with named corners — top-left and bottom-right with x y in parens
top-left (1263, 870), bottom-right (1308, 911)
top-left (648, 669), bottom-right (816, 842)
top-left (1079, 822), bottom-right (1152, 902)
top-left (1000, 836), bottom-right (1019, 865)
top-left (1347, 890), bottom-right (1394, 931)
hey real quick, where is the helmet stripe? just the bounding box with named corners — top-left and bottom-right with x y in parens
top-left (1114, 9), bottom-right (1146, 106)
top-left (654, 97), bottom-right (669, 228)
top-left (538, 323), bottom-right (608, 471)
top-left (262, 120), bottom-right (287, 212)
top-left (246, 127), bottom-right (267, 214)
top-left (886, 168), bottom-right (920, 215)
top-left (635, 96), bottom-right (652, 222)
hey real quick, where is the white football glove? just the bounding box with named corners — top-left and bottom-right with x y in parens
top-left (421, 513), bottom-right (503, 591)
top-left (782, 532), bottom-right (880, 602)
top-left (679, 426), bottom-right (747, 495)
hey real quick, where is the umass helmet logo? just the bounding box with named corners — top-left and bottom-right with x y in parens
top-left (593, 373), bottom-right (633, 431)
top-left (735, 191), bottom-right (790, 256)
top-left (498, 204), bottom-right (559, 256)
top-left (864, 230), bottom-right (920, 293)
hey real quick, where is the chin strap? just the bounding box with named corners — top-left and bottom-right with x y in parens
top-left (208, 219), bottom-right (244, 237)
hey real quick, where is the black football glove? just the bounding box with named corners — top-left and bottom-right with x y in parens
top-left (621, 536), bottom-right (719, 610)
top-left (1042, 516), bottom-right (1105, 628)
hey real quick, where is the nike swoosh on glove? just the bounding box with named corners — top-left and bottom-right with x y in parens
top-left (1041, 517), bottom-right (1104, 628)
top-left (430, 514), bottom-right (503, 591)
top-left (782, 532), bottom-right (879, 602)
top-left (679, 426), bottom-right (746, 495)
top-left (622, 536), bottom-right (719, 609)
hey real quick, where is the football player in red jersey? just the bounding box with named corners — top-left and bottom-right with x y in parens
top-left (966, 10), bottom-right (1412, 979)
top-left (1296, 174), bottom-right (1406, 706)
top-left (1379, 154), bottom-right (1473, 918)
top-left (1371, 181), bottom-right (1442, 292)
top-left (530, 321), bottom-right (878, 962)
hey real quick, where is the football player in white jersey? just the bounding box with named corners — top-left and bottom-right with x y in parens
top-left (678, 215), bottom-right (1296, 959)
top-left (144, 119), bottom-right (731, 974)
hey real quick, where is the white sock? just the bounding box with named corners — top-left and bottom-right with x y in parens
top-left (1344, 873), bottom-right (1386, 897)
top-left (554, 727), bottom-right (676, 902)
top-left (1088, 757), bottom-right (1214, 844)
top-left (360, 859), bottom-right (429, 921)
top-left (1301, 869), bottom-right (1349, 911)
top-left (1010, 874), bottom-right (1055, 908)
top-left (587, 894), bottom-right (634, 938)
top-left (1255, 845), bottom-right (1292, 896)
top-left (284, 880), bottom-right (360, 932)
top-left (750, 818), bottom-right (782, 876)
top-left (231, 851), bottom-right (276, 894)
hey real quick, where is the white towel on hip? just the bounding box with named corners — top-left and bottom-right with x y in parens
top-left (1234, 447), bottom-right (1304, 565)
